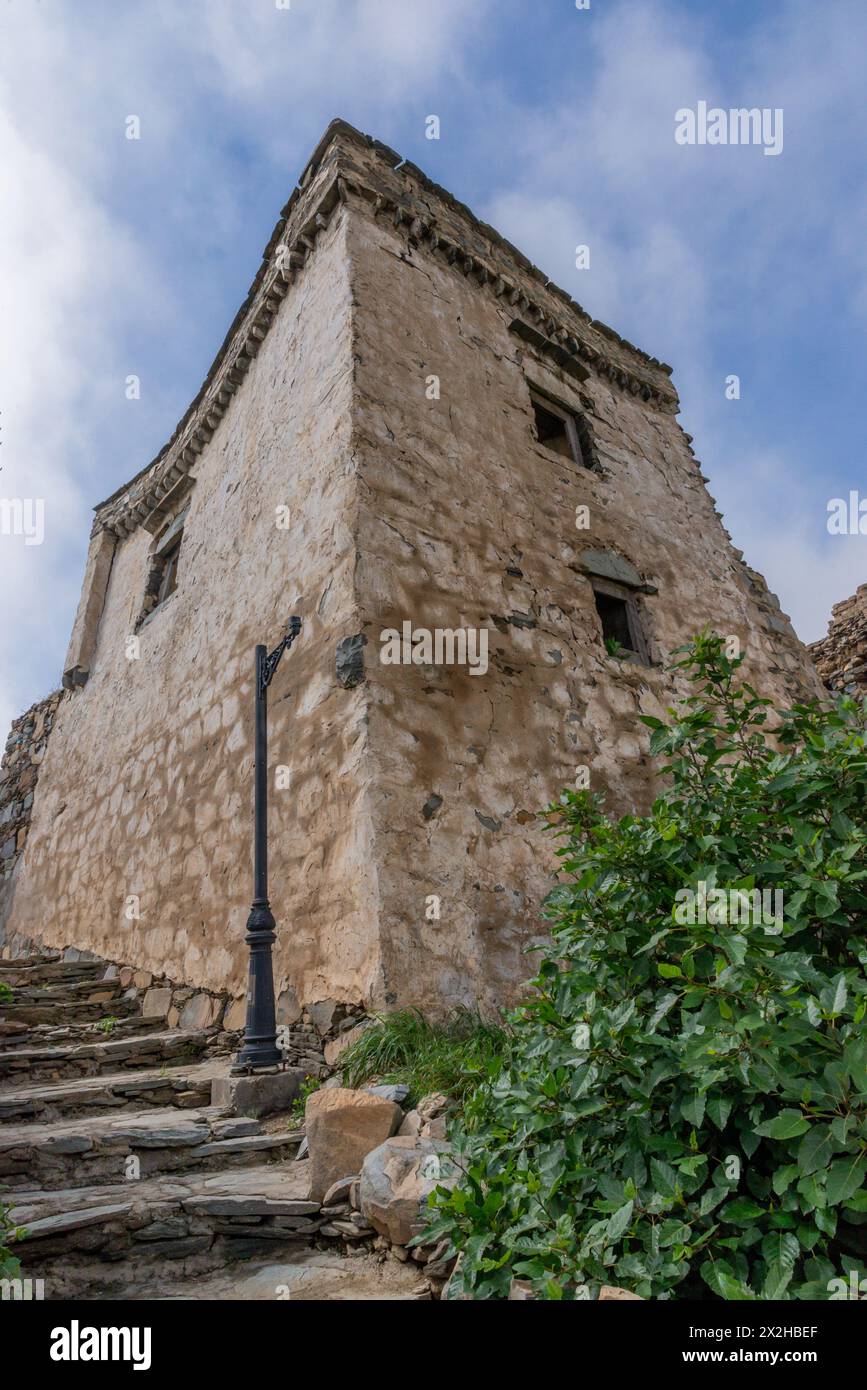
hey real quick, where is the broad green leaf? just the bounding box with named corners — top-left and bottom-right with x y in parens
top-left (606, 1199), bottom-right (634, 1242)
top-left (706, 1096), bottom-right (732, 1131)
top-left (796, 1125), bottom-right (834, 1176)
top-left (650, 1158), bottom-right (679, 1199)
top-left (826, 1156), bottom-right (867, 1206)
top-left (700, 1262), bottom-right (757, 1301)
top-left (762, 1259), bottom-right (795, 1300)
top-left (772, 1165), bottom-right (799, 1196)
top-left (721, 1198), bottom-right (766, 1224)
top-left (755, 1110), bottom-right (811, 1140)
top-left (681, 1094), bottom-right (706, 1127)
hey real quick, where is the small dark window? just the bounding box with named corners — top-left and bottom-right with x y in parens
top-left (530, 391), bottom-right (583, 465)
top-left (595, 590), bottom-right (634, 651)
top-left (156, 536), bottom-right (182, 604)
top-left (529, 388), bottom-right (601, 471)
top-left (592, 583), bottom-right (648, 662)
top-left (137, 505), bottom-right (188, 627)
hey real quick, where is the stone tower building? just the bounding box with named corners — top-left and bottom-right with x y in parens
top-left (0, 120), bottom-right (823, 1017)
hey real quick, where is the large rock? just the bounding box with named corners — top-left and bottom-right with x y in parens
top-left (305, 1088), bottom-right (402, 1202)
top-left (359, 1136), bottom-right (458, 1246)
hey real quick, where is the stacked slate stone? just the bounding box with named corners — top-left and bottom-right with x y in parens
top-left (809, 583), bottom-right (867, 696)
top-left (0, 691), bottom-right (62, 883)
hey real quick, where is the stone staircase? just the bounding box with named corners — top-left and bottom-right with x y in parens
top-left (0, 951), bottom-right (428, 1300)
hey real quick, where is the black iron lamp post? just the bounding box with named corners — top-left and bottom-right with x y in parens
top-left (233, 616), bottom-right (302, 1073)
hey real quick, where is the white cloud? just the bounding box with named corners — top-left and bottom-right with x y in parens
top-left (0, 102), bottom-right (167, 734)
top-left (0, 0), bottom-right (863, 740)
top-left (478, 0), bottom-right (866, 645)
top-left (0, 0), bottom-right (495, 734)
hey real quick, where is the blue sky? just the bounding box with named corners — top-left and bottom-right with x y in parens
top-left (1, 0), bottom-right (865, 734)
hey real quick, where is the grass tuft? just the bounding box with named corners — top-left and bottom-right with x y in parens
top-left (339, 1007), bottom-right (509, 1107)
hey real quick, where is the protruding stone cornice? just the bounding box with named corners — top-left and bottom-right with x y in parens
top-left (93, 165), bottom-right (346, 540)
top-left (355, 184), bottom-right (677, 412)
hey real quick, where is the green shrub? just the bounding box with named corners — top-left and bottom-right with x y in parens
top-left (339, 1008), bottom-right (509, 1108)
top-left (428, 633), bottom-right (867, 1300)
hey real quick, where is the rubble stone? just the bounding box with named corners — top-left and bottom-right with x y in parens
top-left (808, 584), bottom-right (867, 696)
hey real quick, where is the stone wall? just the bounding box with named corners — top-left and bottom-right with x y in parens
top-left (0, 691), bottom-right (63, 926)
top-left (341, 134), bottom-right (823, 1012)
top-left (1, 121), bottom-right (826, 1017)
top-left (1, 157), bottom-right (377, 1011)
top-left (808, 583), bottom-right (867, 695)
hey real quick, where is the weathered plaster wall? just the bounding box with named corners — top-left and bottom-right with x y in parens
top-left (341, 143), bottom-right (823, 1013)
top-left (2, 203), bottom-right (381, 1012)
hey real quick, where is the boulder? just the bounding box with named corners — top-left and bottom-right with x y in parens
top-left (305, 1088), bottom-right (402, 1202)
top-left (359, 1135), bottom-right (458, 1246)
top-left (599, 1284), bottom-right (643, 1301)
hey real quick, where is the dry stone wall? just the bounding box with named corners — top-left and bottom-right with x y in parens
top-left (808, 583), bottom-right (867, 695)
top-left (0, 691), bottom-right (63, 921)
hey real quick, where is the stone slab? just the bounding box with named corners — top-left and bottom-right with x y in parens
top-left (211, 1068), bottom-right (306, 1118)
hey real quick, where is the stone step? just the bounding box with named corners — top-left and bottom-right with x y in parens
top-left (0, 1104), bottom-right (303, 1190)
top-left (0, 951), bottom-right (61, 967)
top-left (0, 1012), bottom-right (162, 1051)
top-left (0, 1027), bottom-right (213, 1084)
top-left (0, 994), bottom-right (138, 1026)
top-left (10, 1160), bottom-right (324, 1291)
top-left (0, 959), bottom-right (106, 988)
top-left (2, 976), bottom-right (122, 1002)
top-left (0, 1056), bottom-right (228, 1121)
